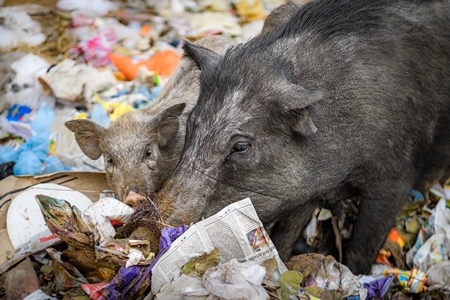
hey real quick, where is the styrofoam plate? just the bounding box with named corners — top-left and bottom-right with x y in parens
top-left (6, 183), bottom-right (93, 249)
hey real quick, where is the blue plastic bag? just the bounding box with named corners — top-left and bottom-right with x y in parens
top-left (13, 150), bottom-right (42, 175)
top-left (91, 103), bottom-right (111, 128)
top-left (40, 156), bottom-right (71, 174)
top-left (31, 102), bottom-right (56, 139)
top-left (0, 146), bottom-right (16, 164)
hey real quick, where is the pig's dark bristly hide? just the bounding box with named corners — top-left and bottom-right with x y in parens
top-left (165, 0), bottom-right (450, 275)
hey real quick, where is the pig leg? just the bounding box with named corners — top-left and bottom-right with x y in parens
top-left (270, 203), bottom-right (318, 263)
top-left (344, 182), bottom-right (411, 274)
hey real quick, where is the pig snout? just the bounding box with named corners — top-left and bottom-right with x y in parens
top-left (157, 166), bottom-right (216, 226)
top-left (124, 191), bottom-right (148, 209)
top-left (163, 187), bottom-right (209, 227)
top-left (117, 184), bottom-right (140, 201)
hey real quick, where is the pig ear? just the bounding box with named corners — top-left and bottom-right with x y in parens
top-left (157, 103), bottom-right (187, 150)
top-left (65, 119), bottom-right (105, 160)
top-left (182, 41), bottom-right (220, 71)
top-left (281, 85), bottom-right (327, 136)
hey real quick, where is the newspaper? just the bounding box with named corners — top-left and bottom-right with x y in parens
top-left (151, 197), bottom-right (288, 293)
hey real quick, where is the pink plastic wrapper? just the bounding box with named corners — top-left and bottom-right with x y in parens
top-left (70, 28), bottom-right (117, 67)
top-left (82, 283), bottom-right (110, 299)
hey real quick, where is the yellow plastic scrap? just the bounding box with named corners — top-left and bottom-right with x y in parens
top-left (94, 92), bottom-right (135, 122)
top-left (234, 0), bottom-right (266, 22)
top-left (73, 112), bottom-right (88, 120)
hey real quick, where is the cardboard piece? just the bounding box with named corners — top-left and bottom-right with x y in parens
top-left (0, 171), bottom-right (109, 274)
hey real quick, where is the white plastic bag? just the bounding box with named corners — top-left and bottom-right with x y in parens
top-left (38, 59), bottom-right (116, 102)
top-left (202, 259), bottom-right (268, 300)
top-left (426, 260), bottom-right (450, 291)
top-left (56, 0), bottom-right (117, 17)
top-left (0, 7), bottom-right (45, 51)
top-left (82, 197), bottom-right (135, 242)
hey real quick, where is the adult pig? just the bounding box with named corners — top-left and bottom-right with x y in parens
top-left (159, 0), bottom-right (450, 275)
top-left (65, 35), bottom-right (236, 202)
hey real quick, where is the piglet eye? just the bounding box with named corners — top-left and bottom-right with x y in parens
top-left (231, 142), bottom-right (250, 155)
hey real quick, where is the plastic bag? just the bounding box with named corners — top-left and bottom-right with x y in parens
top-left (56, 0), bottom-right (117, 17)
top-left (426, 260), bottom-right (450, 291)
top-left (12, 135), bottom-right (49, 176)
top-left (0, 146), bottom-right (16, 164)
top-left (0, 162), bottom-right (14, 180)
top-left (10, 53), bottom-right (49, 86)
top-left (40, 156), bottom-right (71, 174)
top-left (38, 59), bottom-right (116, 102)
top-left (0, 7), bottom-right (46, 51)
top-left (82, 283), bottom-right (111, 300)
top-left (109, 50), bottom-right (181, 81)
top-left (3, 53), bottom-right (53, 110)
top-left (91, 103), bottom-right (111, 127)
top-left (202, 259), bottom-right (268, 300)
top-left (50, 108), bottom-right (86, 166)
top-left (94, 92), bottom-right (135, 122)
top-left (70, 28), bottom-right (117, 67)
top-left (13, 150), bottom-right (42, 176)
top-left (82, 197), bottom-right (135, 243)
top-left (189, 11), bottom-right (243, 36)
top-left (31, 101), bottom-right (56, 139)
top-left (363, 276), bottom-right (394, 298)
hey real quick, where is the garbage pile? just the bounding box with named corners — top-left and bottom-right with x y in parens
top-left (2, 179), bottom-right (448, 299)
top-left (1, 0), bottom-right (450, 299)
top-left (298, 183), bottom-right (450, 299)
top-left (0, 0), bottom-right (282, 180)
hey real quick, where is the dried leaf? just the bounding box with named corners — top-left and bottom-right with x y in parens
top-left (182, 247), bottom-right (220, 277)
top-left (279, 271), bottom-right (303, 300)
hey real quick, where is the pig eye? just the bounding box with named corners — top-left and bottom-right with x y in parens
top-left (230, 142), bottom-right (250, 155)
top-left (107, 157), bottom-right (114, 165)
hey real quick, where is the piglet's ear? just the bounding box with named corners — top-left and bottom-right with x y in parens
top-left (182, 41), bottom-right (221, 71)
top-left (65, 119), bottom-right (105, 160)
top-left (279, 84), bottom-right (327, 136)
top-left (156, 103), bottom-right (186, 150)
